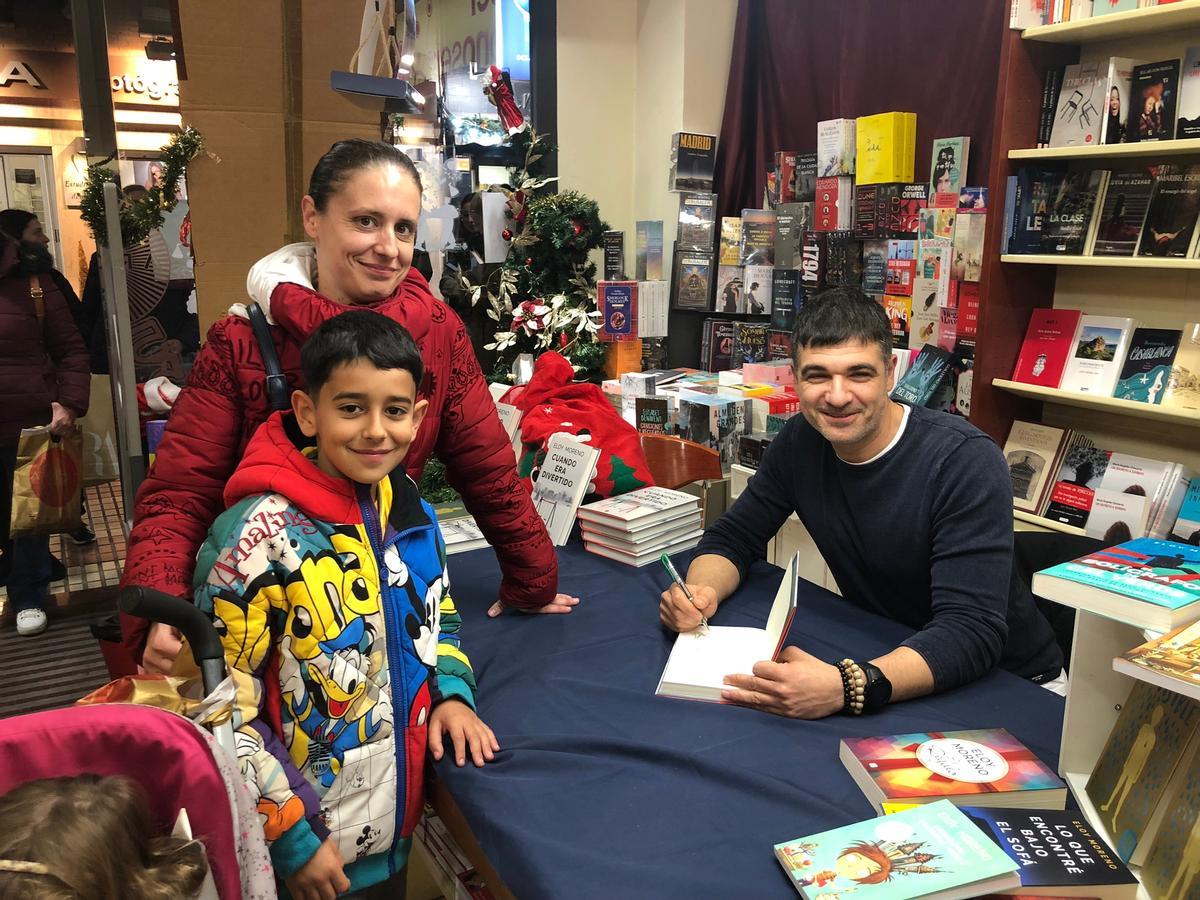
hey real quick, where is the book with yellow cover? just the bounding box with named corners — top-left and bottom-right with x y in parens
top-left (856, 111), bottom-right (917, 186)
top-left (1114, 618), bottom-right (1200, 702)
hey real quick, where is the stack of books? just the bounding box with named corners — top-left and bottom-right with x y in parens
top-left (578, 486), bottom-right (703, 567)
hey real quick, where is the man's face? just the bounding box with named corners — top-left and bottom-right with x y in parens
top-left (793, 340), bottom-right (896, 455)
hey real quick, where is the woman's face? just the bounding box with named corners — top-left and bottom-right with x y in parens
top-left (1110, 88), bottom-right (1120, 114)
top-left (21, 217), bottom-right (49, 246)
top-left (302, 163), bottom-right (421, 305)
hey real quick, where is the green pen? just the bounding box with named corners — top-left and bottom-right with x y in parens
top-left (660, 553), bottom-right (708, 633)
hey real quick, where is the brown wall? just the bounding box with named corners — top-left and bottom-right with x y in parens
top-left (178, 0), bottom-right (384, 330)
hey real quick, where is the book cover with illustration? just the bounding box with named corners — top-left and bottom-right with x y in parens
top-left (1038, 538), bottom-right (1200, 610)
top-left (531, 434), bottom-right (601, 546)
top-left (776, 150), bottom-right (800, 203)
top-left (826, 230), bottom-right (864, 286)
top-left (929, 137), bottom-right (970, 196)
top-left (1009, 168), bottom-right (1067, 254)
top-left (1040, 170), bottom-right (1104, 255)
top-left (1116, 618), bottom-right (1200, 700)
top-left (577, 485), bottom-right (699, 526)
top-left (732, 320), bottom-right (770, 365)
top-left (1113, 327), bottom-right (1182, 403)
top-left (1171, 476), bottom-right (1200, 545)
top-left (775, 202), bottom-right (812, 268)
top-left (1094, 0), bottom-right (1139, 16)
top-left (1102, 57), bottom-right (1139, 145)
top-left (1140, 736), bottom-right (1200, 900)
top-left (815, 176), bottom-right (852, 231)
top-left (890, 345), bottom-right (954, 408)
top-left (741, 265), bottom-right (773, 316)
top-left (1002, 420), bottom-right (1070, 514)
top-left (669, 131), bottom-right (717, 192)
top-left (964, 806), bottom-right (1138, 898)
top-left (877, 183), bottom-right (927, 237)
top-left (1085, 489), bottom-right (1151, 544)
top-left (919, 206), bottom-right (957, 243)
top-left (597, 281), bottom-right (638, 342)
top-left (816, 118), bottom-right (856, 177)
top-left (1091, 169), bottom-right (1155, 256)
top-left (795, 152), bottom-right (818, 202)
top-left (634, 397), bottom-right (670, 436)
top-left (771, 268), bottom-right (803, 331)
top-left (1178, 47), bottom-right (1200, 139)
top-left (1011, 309), bottom-right (1083, 388)
top-left (1137, 164), bottom-right (1200, 257)
top-left (800, 230), bottom-right (827, 290)
top-left (862, 240), bottom-right (888, 294)
top-left (672, 251), bottom-right (712, 311)
top-left (677, 191), bottom-right (717, 251)
top-left (1050, 62), bottom-right (1107, 147)
top-left (740, 208), bottom-right (777, 265)
top-left (714, 265), bottom-right (744, 314)
top-left (1128, 59), bottom-right (1180, 143)
top-left (1163, 322), bottom-right (1200, 412)
top-left (952, 211), bottom-right (986, 282)
top-left (717, 216), bottom-right (742, 266)
top-left (1059, 315), bottom-right (1135, 395)
top-left (883, 296), bottom-right (911, 349)
top-left (856, 184), bottom-right (880, 238)
top-left (856, 111), bottom-right (916, 186)
top-left (1085, 681), bottom-right (1200, 862)
top-left (840, 729), bottom-right (1065, 813)
top-left (1042, 434), bottom-right (1109, 527)
top-left (635, 220), bottom-right (664, 281)
top-left (908, 293), bottom-right (940, 351)
top-left (774, 800), bottom-right (1019, 900)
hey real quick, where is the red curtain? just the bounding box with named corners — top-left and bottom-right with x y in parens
top-left (713, 0), bottom-right (1009, 219)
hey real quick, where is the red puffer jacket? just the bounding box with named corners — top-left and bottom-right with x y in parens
top-left (0, 271), bottom-right (89, 446)
top-left (119, 267), bottom-right (557, 659)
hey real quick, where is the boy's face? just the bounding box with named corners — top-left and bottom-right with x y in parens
top-left (293, 360), bottom-right (428, 484)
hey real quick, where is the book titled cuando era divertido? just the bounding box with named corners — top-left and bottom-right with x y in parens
top-left (531, 434), bottom-right (601, 546)
top-left (1033, 538), bottom-right (1200, 631)
top-left (775, 800), bottom-right (1020, 899)
top-left (963, 806), bottom-right (1138, 899)
top-left (657, 552), bottom-right (799, 703)
top-left (1112, 327), bottom-right (1182, 404)
top-left (1011, 309), bottom-right (1083, 388)
top-left (840, 729), bottom-right (1066, 815)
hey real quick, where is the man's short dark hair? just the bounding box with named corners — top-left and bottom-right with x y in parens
top-left (301, 310), bottom-right (424, 395)
top-left (791, 287), bottom-right (892, 364)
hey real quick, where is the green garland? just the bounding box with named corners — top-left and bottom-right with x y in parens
top-left (80, 126), bottom-right (206, 248)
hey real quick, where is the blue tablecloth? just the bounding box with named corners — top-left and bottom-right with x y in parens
top-left (435, 541), bottom-right (1065, 900)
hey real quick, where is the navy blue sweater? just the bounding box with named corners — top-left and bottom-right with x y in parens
top-left (697, 404), bottom-right (1062, 690)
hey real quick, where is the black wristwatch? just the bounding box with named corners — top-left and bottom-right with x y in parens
top-left (858, 661), bottom-right (893, 713)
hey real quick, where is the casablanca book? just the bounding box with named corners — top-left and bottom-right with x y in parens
top-left (964, 806), bottom-right (1137, 899)
top-left (839, 729), bottom-right (1066, 815)
top-left (1085, 681), bottom-right (1200, 864)
top-left (1089, 169), bottom-right (1154, 257)
top-left (1112, 327), bottom-right (1181, 404)
top-left (1032, 538), bottom-right (1200, 631)
top-left (669, 131), bottom-right (716, 192)
top-left (1114, 618), bottom-right (1200, 703)
top-left (1058, 315), bottom-right (1135, 396)
top-left (775, 800), bottom-right (1020, 900)
top-left (1136, 164), bottom-right (1200, 257)
top-left (1011, 308), bottom-right (1083, 388)
top-left (1003, 420), bottom-right (1071, 514)
top-left (1163, 322), bottom-right (1200, 412)
top-left (530, 433), bottom-right (601, 546)
top-left (1139, 734), bottom-right (1200, 900)
top-left (656, 552), bottom-right (799, 703)
top-left (1128, 59), bottom-right (1181, 143)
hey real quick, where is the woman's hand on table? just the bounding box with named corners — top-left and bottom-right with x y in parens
top-left (487, 592), bottom-right (580, 617)
top-left (720, 646), bottom-right (845, 719)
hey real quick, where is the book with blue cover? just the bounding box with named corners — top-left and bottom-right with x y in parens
top-left (774, 800), bottom-right (1020, 899)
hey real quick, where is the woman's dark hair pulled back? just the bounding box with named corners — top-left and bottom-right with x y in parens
top-left (307, 139), bottom-right (422, 212)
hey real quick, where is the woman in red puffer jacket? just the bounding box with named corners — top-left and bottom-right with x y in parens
top-left (121, 139), bottom-right (575, 672)
top-left (0, 230), bottom-right (90, 636)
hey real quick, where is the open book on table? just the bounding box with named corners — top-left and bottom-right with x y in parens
top-left (656, 551), bottom-right (800, 702)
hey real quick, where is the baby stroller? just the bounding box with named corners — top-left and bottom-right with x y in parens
top-left (0, 587), bottom-right (271, 900)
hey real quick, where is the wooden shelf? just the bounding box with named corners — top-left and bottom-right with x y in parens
top-left (1114, 655), bottom-right (1200, 704)
top-left (1001, 253), bottom-right (1200, 269)
top-left (1013, 509), bottom-right (1087, 536)
top-left (1009, 137), bottom-right (1200, 161)
top-left (992, 378), bottom-right (1200, 426)
top-left (1022, 1), bottom-right (1200, 44)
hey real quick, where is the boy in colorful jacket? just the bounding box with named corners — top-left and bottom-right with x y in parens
top-left (194, 310), bottom-right (498, 898)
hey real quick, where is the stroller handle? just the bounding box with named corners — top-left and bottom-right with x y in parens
top-left (117, 586), bottom-right (225, 665)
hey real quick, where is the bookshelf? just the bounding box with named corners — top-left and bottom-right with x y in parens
top-left (1000, 253), bottom-right (1200, 268)
top-left (1022, 0), bottom-right (1200, 44)
top-left (1009, 136), bottom-right (1200, 160)
top-left (992, 378), bottom-right (1200, 426)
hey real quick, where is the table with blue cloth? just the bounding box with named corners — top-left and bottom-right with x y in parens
top-left (434, 541), bottom-right (1065, 900)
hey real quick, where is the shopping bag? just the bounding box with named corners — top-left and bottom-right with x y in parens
top-left (77, 376), bottom-right (120, 485)
top-left (8, 426), bottom-right (84, 537)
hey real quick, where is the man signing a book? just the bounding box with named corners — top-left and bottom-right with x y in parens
top-left (658, 288), bottom-right (1064, 718)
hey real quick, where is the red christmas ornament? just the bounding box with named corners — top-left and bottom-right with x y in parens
top-left (525, 257), bottom-right (533, 266)
top-left (559, 331), bottom-right (568, 348)
top-left (572, 219), bottom-right (583, 236)
top-left (502, 228), bottom-right (513, 241)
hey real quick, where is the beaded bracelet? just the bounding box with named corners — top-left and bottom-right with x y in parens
top-left (836, 658), bottom-right (866, 715)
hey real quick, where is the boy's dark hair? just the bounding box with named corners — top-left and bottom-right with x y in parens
top-left (301, 310), bottom-right (424, 395)
top-left (308, 139), bottom-right (422, 212)
top-left (791, 286), bottom-right (892, 364)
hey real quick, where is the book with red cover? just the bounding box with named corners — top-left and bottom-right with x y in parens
top-left (840, 728), bottom-right (1066, 815)
top-left (1011, 308), bottom-right (1083, 388)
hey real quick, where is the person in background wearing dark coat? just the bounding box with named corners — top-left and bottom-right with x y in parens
top-left (0, 229), bottom-right (91, 635)
top-left (0, 208), bottom-right (97, 546)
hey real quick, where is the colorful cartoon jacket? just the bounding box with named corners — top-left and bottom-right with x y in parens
top-left (193, 412), bottom-right (474, 890)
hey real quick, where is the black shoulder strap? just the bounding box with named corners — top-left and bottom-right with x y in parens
top-left (247, 302), bottom-right (290, 412)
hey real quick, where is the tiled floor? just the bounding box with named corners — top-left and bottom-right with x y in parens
top-left (0, 480), bottom-right (125, 618)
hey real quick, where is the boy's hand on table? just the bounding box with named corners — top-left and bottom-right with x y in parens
top-left (285, 838), bottom-right (350, 900)
top-left (487, 592), bottom-right (580, 617)
top-left (429, 699), bottom-right (500, 767)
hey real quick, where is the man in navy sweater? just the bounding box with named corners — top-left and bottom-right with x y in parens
top-left (659, 288), bottom-right (1062, 718)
